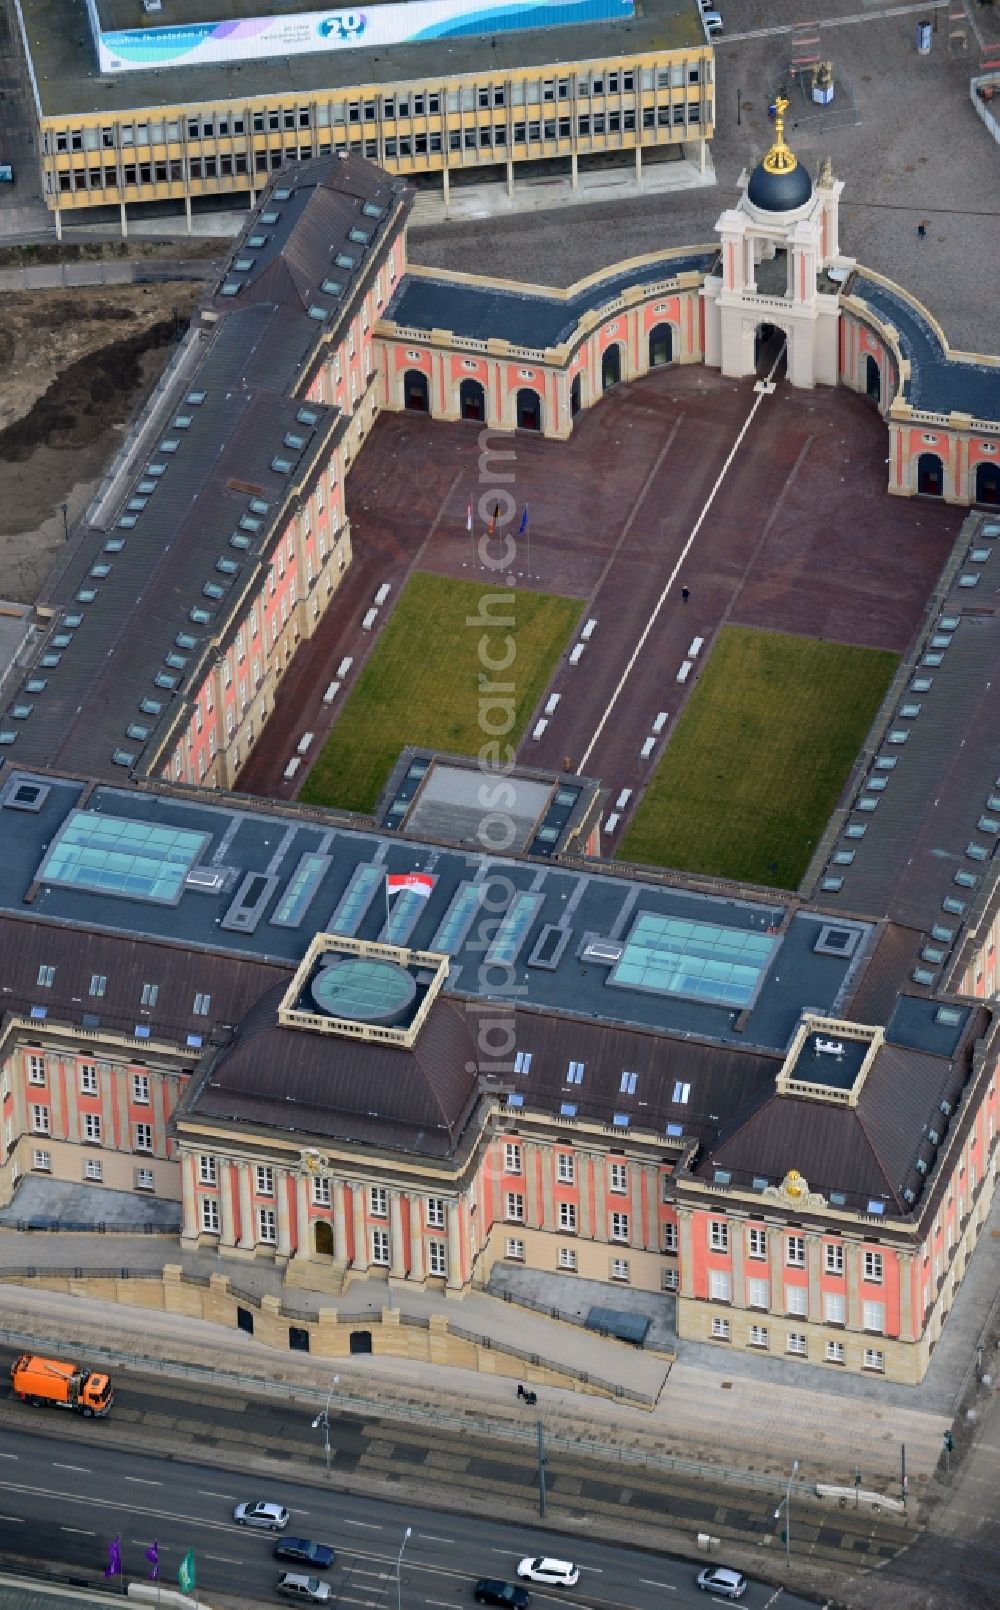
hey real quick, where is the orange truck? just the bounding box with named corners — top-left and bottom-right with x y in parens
top-left (10, 1354), bottom-right (114, 1417)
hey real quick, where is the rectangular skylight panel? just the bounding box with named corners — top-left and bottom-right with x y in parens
top-left (37, 811), bottom-right (207, 903)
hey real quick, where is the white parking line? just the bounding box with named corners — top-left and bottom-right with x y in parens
top-left (419, 1534), bottom-right (456, 1545)
top-left (0, 1515), bottom-right (23, 1523)
top-left (0, 1454), bottom-right (18, 1460)
top-left (53, 1463), bottom-right (90, 1474)
top-left (204, 1553), bottom-right (247, 1565)
top-left (124, 1477), bottom-right (162, 1486)
top-left (577, 342), bottom-right (786, 774)
top-left (60, 1526), bottom-right (96, 1536)
top-left (640, 1580), bottom-right (676, 1590)
top-left (198, 1490), bottom-right (238, 1501)
top-left (344, 1518), bottom-right (384, 1529)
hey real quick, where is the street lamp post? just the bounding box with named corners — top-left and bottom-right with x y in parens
top-left (774, 1457), bottom-right (799, 1567)
top-left (60, 501), bottom-right (69, 542)
top-left (310, 1373), bottom-right (339, 1476)
top-left (396, 1525), bottom-right (411, 1610)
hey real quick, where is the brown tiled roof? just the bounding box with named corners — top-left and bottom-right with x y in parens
top-left (846, 923), bottom-right (926, 1023)
top-left (0, 913), bottom-right (285, 1047)
top-left (187, 988), bottom-right (481, 1158)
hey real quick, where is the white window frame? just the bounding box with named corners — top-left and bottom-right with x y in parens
top-left (83, 1113), bottom-right (101, 1143)
top-left (786, 1234), bottom-right (806, 1268)
top-left (84, 1158), bottom-right (103, 1182)
top-left (824, 1292), bottom-right (846, 1326)
top-left (504, 1192), bottom-right (525, 1223)
top-left (426, 1196), bottom-right (445, 1228)
top-left (427, 1239), bottom-right (447, 1277)
top-left (710, 1316), bottom-right (731, 1340)
top-left (371, 1227), bottom-right (390, 1265)
top-left (709, 1269), bottom-right (731, 1303)
top-left (864, 1250), bottom-right (884, 1284)
top-left (200, 1196), bottom-right (220, 1233)
top-left (558, 1201), bottom-right (577, 1232)
top-left (27, 1054), bottom-right (46, 1087)
top-left (785, 1284), bottom-right (807, 1317)
top-left (609, 1161), bottom-right (628, 1195)
top-left (787, 1332), bottom-right (807, 1356)
top-left (134, 1122), bottom-right (153, 1154)
top-left (79, 1062), bottom-right (98, 1094)
top-left (312, 1175), bottom-right (332, 1207)
top-left (747, 1226), bottom-right (767, 1260)
top-left (747, 1277), bottom-right (769, 1310)
top-left (558, 1246), bottom-right (577, 1271)
top-left (610, 1211), bottom-right (629, 1243)
top-left (504, 1142), bottom-right (522, 1174)
top-left (748, 1324), bottom-right (769, 1349)
top-left (556, 1153), bottom-right (575, 1184)
top-left (610, 1257), bottom-right (630, 1282)
top-left (863, 1300), bottom-right (886, 1334)
top-left (505, 1237), bottom-right (525, 1260)
top-left (32, 1149), bottom-right (51, 1172)
top-left (255, 1165), bottom-right (274, 1197)
top-left (134, 1167), bottom-right (155, 1193)
top-left (824, 1242), bottom-right (844, 1275)
top-left (199, 1154), bottom-right (218, 1186)
top-left (131, 1071), bottom-right (151, 1105)
top-left (663, 1222), bottom-right (679, 1253)
top-left (31, 1104), bottom-right (50, 1135)
top-left (257, 1207), bottom-right (277, 1244)
top-left (863, 1347), bottom-right (885, 1373)
top-left (709, 1220), bottom-right (729, 1252)
top-left (369, 1185), bottom-right (388, 1217)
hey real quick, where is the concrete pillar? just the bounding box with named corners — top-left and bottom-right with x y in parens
top-left (220, 1160), bottom-right (236, 1249)
top-left (644, 1165), bottom-right (658, 1250)
top-left (294, 1173), bottom-right (311, 1261)
top-left (635, 143), bottom-right (642, 184)
top-left (677, 1206), bottom-right (695, 1298)
top-left (446, 1201), bottom-right (462, 1290)
top-left (506, 156), bottom-right (513, 199)
top-left (578, 1150), bottom-right (593, 1237)
top-left (571, 151), bottom-right (578, 189)
top-left (238, 1164), bottom-right (254, 1249)
top-left (184, 193), bottom-right (192, 234)
top-left (806, 1232), bottom-right (822, 1319)
top-left (276, 1170), bottom-right (292, 1260)
top-left (630, 1167), bottom-right (643, 1248)
top-left (351, 1183), bottom-right (369, 1270)
top-left (525, 1143), bottom-right (541, 1228)
top-left (699, 137), bottom-right (706, 176)
top-left (54, 206), bottom-right (63, 242)
top-left (730, 1216), bottom-right (746, 1309)
top-left (181, 1153), bottom-right (198, 1241)
top-left (120, 200), bottom-right (127, 240)
top-left (591, 1152), bottom-right (606, 1243)
top-left (389, 1190), bottom-right (406, 1279)
top-left (442, 164), bottom-right (450, 211)
top-left (332, 1180), bottom-right (349, 1262)
top-left (768, 1224), bottom-right (783, 1313)
top-left (539, 1147), bottom-right (554, 1231)
top-left (898, 1251), bottom-right (914, 1342)
top-left (846, 1241), bottom-right (863, 1331)
top-left (409, 1197), bottom-right (425, 1282)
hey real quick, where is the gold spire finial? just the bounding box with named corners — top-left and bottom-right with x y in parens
top-left (762, 93), bottom-right (799, 176)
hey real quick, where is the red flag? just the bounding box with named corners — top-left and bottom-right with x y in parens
top-left (386, 873), bottom-right (435, 899)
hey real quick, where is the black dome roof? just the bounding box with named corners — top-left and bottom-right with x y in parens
top-left (747, 158), bottom-right (813, 213)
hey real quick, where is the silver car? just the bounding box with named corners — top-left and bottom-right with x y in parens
top-left (234, 1499), bottom-right (290, 1531)
top-left (696, 1565), bottom-right (747, 1599)
top-left (276, 1574), bottom-right (332, 1602)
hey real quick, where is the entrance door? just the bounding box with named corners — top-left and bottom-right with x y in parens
top-left (601, 343), bottom-right (622, 391)
top-left (917, 452), bottom-right (943, 497)
top-left (975, 462), bottom-right (1000, 505)
top-left (460, 378), bottom-right (485, 422)
top-left (403, 369), bottom-right (429, 412)
top-left (516, 388), bottom-right (542, 431)
top-left (865, 354), bottom-right (881, 405)
top-left (314, 1221), bottom-right (334, 1258)
top-left (648, 322), bottom-right (673, 368)
top-left (570, 375), bottom-right (582, 416)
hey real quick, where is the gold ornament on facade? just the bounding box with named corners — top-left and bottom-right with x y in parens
top-left (762, 95), bottom-right (799, 176)
top-left (301, 1148), bottom-right (330, 1176)
top-left (763, 1168), bottom-right (828, 1209)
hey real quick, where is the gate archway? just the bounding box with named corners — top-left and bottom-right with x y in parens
top-left (459, 378), bottom-right (486, 422)
top-left (975, 461), bottom-right (1000, 505)
top-left (403, 369), bottom-right (429, 412)
top-left (570, 374), bottom-right (582, 416)
top-left (865, 354), bottom-right (881, 405)
top-left (516, 388), bottom-right (542, 431)
top-left (314, 1221), bottom-right (334, 1257)
top-left (917, 452), bottom-right (944, 497)
top-left (648, 322), bottom-right (673, 367)
top-left (601, 343), bottom-right (622, 392)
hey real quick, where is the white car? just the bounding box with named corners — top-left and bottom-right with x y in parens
top-left (696, 1565), bottom-right (747, 1599)
top-left (517, 1557), bottom-right (580, 1588)
top-left (233, 1499), bottom-right (290, 1531)
top-left (276, 1574), bottom-right (332, 1602)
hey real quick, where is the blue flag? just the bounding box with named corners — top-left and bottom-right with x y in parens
top-left (104, 1536), bottom-right (122, 1578)
top-left (519, 507), bottom-right (529, 535)
top-left (145, 1539), bottom-right (160, 1581)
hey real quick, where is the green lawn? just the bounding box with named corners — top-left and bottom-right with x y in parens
top-left (618, 626), bottom-right (898, 889)
top-left (301, 571), bottom-right (583, 813)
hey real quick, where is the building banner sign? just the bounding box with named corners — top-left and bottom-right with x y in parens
top-left (97, 0), bottom-right (634, 73)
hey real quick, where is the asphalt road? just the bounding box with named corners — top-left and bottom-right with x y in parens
top-left (0, 1417), bottom-right (821, 1610)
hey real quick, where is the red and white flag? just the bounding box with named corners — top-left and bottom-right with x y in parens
top-left (386, 873), bottom-right (435, 899)
top-left (466, 498), bottom-right (473, 533)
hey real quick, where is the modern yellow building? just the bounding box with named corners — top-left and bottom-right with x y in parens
top-left (12, 0), bottom-right (714, 232)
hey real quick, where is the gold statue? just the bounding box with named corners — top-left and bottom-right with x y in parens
top-left (762, 94), bottom-right (799, 176)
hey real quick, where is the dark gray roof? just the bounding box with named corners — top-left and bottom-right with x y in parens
top-left (815, 513), bottom-right (1000, 982)
top-left (851, 271), bottom-right (1000, 423)
top-left (386, 252), bottom-right (716, 352)
top-left (0, 769), bottom-right (867, 1056)
top-left (187, 987), bottom-right (482, 1157)
top-left (2, 157), bottom-right (408, 779)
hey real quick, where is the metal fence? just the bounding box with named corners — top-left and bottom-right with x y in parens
top-left (0, 1321), bottom-right (811, 1501)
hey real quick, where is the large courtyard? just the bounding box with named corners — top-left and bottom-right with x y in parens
top-left (239, 361), bottom-right (963, 886)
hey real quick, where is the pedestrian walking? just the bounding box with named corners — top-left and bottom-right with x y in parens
top-left (681, 586), bottom-right (690, 604)
top-left (917, 222), bottom-right (927, 240)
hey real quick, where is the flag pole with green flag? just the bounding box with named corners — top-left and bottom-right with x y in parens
top-left (178, 1546), bottom-right (197, 1605)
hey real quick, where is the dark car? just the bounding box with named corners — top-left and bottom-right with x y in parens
top-left (274, 1538), bottom-right (335, 1569)
top-left (473, 1580), bottom-right (531, 1607)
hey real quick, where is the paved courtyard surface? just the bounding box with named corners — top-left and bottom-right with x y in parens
top-left (238, 364), bottom-right (964, 843)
